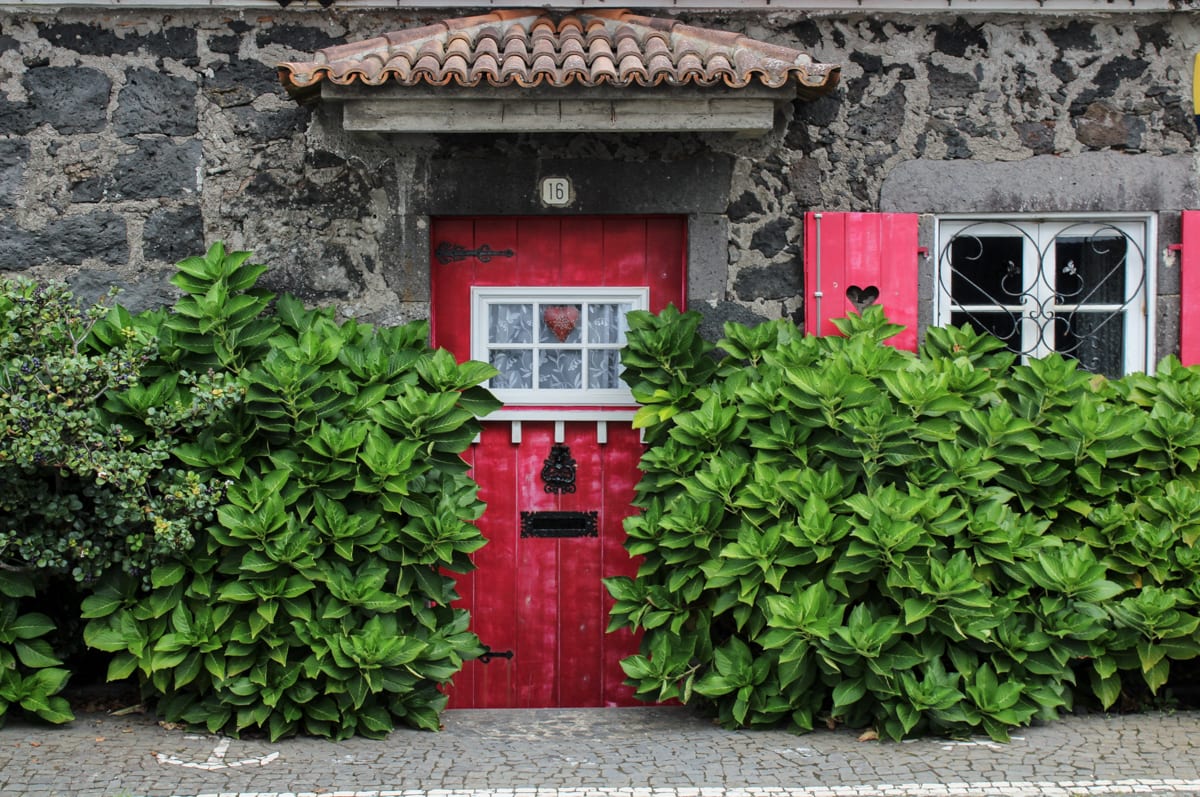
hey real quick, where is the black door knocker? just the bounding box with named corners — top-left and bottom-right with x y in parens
top-left (541, 443), bottom-right (577, 494)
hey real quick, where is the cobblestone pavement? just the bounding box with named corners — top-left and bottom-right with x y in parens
top-left (1, 707), bottom-right (1199, 797)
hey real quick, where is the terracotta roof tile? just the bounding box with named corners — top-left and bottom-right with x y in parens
top-left (278, 8), bottom-right (839, 102)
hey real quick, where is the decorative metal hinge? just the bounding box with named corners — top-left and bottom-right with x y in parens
top-left (541, 443), bottom-right (577, 494)
top-left (435, 241), bottom-right (515, 265)
top-left (479, 645), bottom-right (514, 664)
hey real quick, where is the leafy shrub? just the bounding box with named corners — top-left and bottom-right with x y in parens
top-left (0, 572), bottom-right (72, 727)
top-left (81, 244), bottom-right (499, 739)
top-left (0, 277), bottom-right (230, 726)
top-left (607, 306), bottom-right (1200, 741)
top-left (0, 278), bottom-right (230, 582)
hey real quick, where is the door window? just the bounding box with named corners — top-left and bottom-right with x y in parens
top-left (473, 287), bottom-right (648, 405)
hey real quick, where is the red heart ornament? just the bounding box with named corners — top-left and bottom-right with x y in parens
top-left (543, 305), bottom-right (580, 343)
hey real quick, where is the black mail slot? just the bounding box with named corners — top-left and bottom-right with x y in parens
top-left (520, 510), bottom-right (598, 538)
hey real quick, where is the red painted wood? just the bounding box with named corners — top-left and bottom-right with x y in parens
top-left (604, 218), bottom-right (649, 290)
top-left (447, 442), bottom-right (479, 706)
top-left (600, 422), bottom-right (643, 706)
top-left (432, 216), bottom-right (685, 708)
top-left (803, 212), bottom-right (919, 351)
top-left (645, 218), bottom-right (687, 313)
top-left (1182, 211), bottom-right (1200, 366)
top-left (467, 423), bottom-right (520, 707)
top-left (562, 216), bottom-right (606, 287)
top-left (430, 217), bottom-right (476, 356)
top-left (557, 422), bottom-right (604, 707)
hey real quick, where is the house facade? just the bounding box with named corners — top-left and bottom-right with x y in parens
top-left (1, 0), bottom-right (1198, 708)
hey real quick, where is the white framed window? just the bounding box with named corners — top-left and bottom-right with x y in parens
top-left (934, 215), bottom-right (1156, 377)
top-left (472, 287), bottom-right (648, 406)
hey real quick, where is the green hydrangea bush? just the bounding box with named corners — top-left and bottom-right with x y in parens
top-left (81, 244), bottom-right (499, 739)
top-left (607, 306), bottom-right (1200, 741)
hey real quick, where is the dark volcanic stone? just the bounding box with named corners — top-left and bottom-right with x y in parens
top-left (115, 68), bottom-right (198, 137)
top-left (22, 66), bottom-right (111, 134)
top-left (112, 139), bottom-right (202, 200)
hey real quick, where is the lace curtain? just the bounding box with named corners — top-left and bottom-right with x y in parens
top-left (487, 302), bottom-right (629, 391)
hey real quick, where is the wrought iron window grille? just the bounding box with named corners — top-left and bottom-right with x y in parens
top-left (937, 220), bottom-right (1147, 377)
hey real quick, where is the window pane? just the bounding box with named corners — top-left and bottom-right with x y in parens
top-left (540, 304), bottom-right (582, 344)
top-left (588, 304), bottom-right (630, 344)
top-left (489, 304), bottom-right (533, 344)
top-left (490, 349), bottom-right (533, 389)
top-left (1055, 312), bottom-right (1125, 378)
top-left (539, 350), bottom-right (582, 389)
top-left (949, 235), bottom-right (1027, 306)
top-left (1054, 234), bottom-right (1128, 306)
top-left (588, 350), bottom-right (623, 389)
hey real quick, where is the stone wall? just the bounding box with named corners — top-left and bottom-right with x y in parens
top-left (0, 7), bottom-right (1196, 350)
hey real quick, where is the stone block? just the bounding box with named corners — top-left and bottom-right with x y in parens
top-left (42, 212), bottom-right (128, 265)
top-left (113, 139), bottom-right (202, 200)
top-left (68, 268), bottom-right (179, 313)
top-left (38, 22), bottom-right (196, 60)
top-left (255, 23), bottom-right (345, 54)
top-left (204, 57), bottom-right (281, 108)
top-left (734, 260), bottom-right (802, 301)
top-left (927, 64), bottom-right (980, 110)
top-left (881, 153), bottom-right (1199, 214)
top-left (688, 213), bottom-right (729, 306)
top-left (144, 205), bottom-right (204, 265)
top-left (0, 217), bottom-right (40, 271)
top-left (1013, 120), bottom-right (1058, 155)
top-left (228, 105), bottom-right (310, 142)
top-left (0, 140), bottom-right (29, 208)
top-left (749, 217), bottom-right (794, 259)
top-left (1074, 102), bottom-right (1144, 150)
top-left (695, 300), bottom-right (771, 343)
top-left (115, 68), bottom-right (198, 137)
top-left (845, 84), bottom-right (905, 144)
top-left (0, 212), bottom-right (127, 269)
top-left (22, 66), bottom-right (111, 134)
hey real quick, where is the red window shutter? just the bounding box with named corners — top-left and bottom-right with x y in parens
top-left (803, 212), bottom-right (920, 351)
top-left (1182, 210), bottom-right (1200, 367)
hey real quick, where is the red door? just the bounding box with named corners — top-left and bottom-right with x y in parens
top-left (431, 216), bottom-right (686, 707)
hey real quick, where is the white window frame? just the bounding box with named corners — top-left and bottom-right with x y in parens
top-left (933, 213), bottom-right (1156, 376)
top-left (471, 286), bottom-right (649, 407)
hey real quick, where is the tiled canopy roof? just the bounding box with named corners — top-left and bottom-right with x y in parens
top-left (277, 9), bottom-right (840, 102)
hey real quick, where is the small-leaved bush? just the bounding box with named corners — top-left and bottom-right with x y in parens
top-left (0, 278), bottom-right (229, 727)
top-left (81, 243), bottom-right (499, 739)
top-left (607, 306), bottom-right (1200, 741)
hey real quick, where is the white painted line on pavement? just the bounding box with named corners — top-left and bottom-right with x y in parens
top-left (156, 736), bottom-right (281, 770)
top-left (170, 781), bottom-right (1200, 797)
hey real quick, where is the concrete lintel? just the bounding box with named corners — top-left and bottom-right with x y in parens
top-left (339, 95), bottom-right (778, 134)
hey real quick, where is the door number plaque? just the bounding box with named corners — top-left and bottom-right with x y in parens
top-left (540, 177), bottom-right (572, 207)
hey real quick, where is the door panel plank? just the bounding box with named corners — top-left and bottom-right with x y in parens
top-left (556, 422), bottom-right (605, 707)
top-left (430, 217), bottom-right (477, 356)
top-left (473, 218), bottom-right (521, 287)
top-left (645, 217), bottom-right (687, 312)
top-left (562, 217), bottom-right (606, 287)
top-left (600, 422), bottom-right (643, 706)
top-left (515, 423), bottom-right (560, 706)
top-left (469, 422), bottom-right (520, 707)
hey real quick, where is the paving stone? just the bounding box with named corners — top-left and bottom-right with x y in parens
top-left (0, 708), bottom-right (1199, 797)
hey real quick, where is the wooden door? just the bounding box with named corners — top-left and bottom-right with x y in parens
top-left (431, 216), bottom-right (687, 708)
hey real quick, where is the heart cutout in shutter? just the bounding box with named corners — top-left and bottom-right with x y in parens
top-left (543, 305), bottom-right (580, 343)
top-left (846, 285), bottom-right (880, 313)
